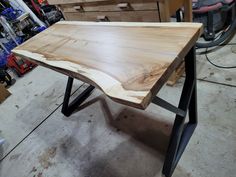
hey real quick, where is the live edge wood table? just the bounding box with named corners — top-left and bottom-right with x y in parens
top-left (48, 0), bottom-right (193, 86)
top-left (13, 21), bottom-right (202, 177)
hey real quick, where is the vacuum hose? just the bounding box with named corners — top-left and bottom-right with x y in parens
top-left (196, 17), bottom-right (236, 48)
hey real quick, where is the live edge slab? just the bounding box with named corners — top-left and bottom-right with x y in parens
top-left (13, 21), bottom-right (203, 109)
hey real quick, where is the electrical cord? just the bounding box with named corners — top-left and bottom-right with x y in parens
top-left (159, 2), bottom-right (236, 68)
top-left (197, 30), bottom-right (236, 69)
top-left (219, 43), bottom-right (236, 46)
top-left (198, 43), bottom-right (236, 69)
top-left (196, 19), bottom-right (236, 48)
top-left (204, 47), bottom-right (236, 69)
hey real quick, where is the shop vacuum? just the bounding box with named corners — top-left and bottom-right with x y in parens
top-left (192, 0), bottom-right (236, 48)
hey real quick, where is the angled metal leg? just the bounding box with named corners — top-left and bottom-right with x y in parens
top-left (61, 47), bottom-right (197, 176)
top-left (152, 47), bottom-right (197, 177)
top-left (162, 47), bottom-right (197, 177)
top-left (62, 77), bottom-right (95, 117)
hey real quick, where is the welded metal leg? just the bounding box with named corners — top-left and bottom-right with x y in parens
top-left (154, 47), bottom-right (197, 177)
top-left (61, 47), bottom-right (197, 176)
top-left (61, 77), bottom-right (95, 117)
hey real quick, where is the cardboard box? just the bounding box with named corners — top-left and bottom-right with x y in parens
top-left (0, 84), bottom-right (11, 103)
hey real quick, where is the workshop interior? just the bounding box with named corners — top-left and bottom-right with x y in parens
top-left (0, 0), bottom-right (235, 177)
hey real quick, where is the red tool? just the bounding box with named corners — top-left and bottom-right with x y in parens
top-left (7, 53), bottom-right (37, 77)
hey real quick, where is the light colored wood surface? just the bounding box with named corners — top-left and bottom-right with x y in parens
top-left (183, 0), bottom-right (193, 22)
top-left (49, 0), bottom-right (193, 85)
top-left (61, 2), bottom-right (158, 13)
top-left (13, 21), bottom-right (202, 109)
top-left (47, 0), bottom-right (108, 5)
top-left (167, 61), bottom-right (185, 86)
top-left (158, 0), bottom-right (170, 22)
top-left (63, 11), bottom-right (159, 22)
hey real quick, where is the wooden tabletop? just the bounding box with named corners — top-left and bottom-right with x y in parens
top-left (13, 21), bottom-right (202, 109)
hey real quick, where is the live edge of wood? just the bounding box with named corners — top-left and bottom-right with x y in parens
top-left (13, 21), bottom-right (203, 109)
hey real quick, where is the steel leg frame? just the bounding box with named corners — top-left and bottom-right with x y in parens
top-left (61, 77), bottom-right (95, 117)
top-left (152, 47), bottom-right (197, 177)
top-left (61, 47), bottom-right (197, 177)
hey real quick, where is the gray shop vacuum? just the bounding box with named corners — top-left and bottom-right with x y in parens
top-left (192, 0), bottom-right (236, 48)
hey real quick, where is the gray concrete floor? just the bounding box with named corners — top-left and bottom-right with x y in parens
top-left (0, 36), bottom-right (236, 177)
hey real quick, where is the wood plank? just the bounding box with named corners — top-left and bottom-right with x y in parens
top-left (47, 0), bottom-right (108, 5)
top-left (63, 10), bottom-right (160, 22)
top-left (47, 0), bottom-right (157, 5)
top-left (13, 21), bottom-right (202, 109)
top-left (167, 62), bottom-right (185, 86)
top-left (183, 0), bottom-right (193, 22)
top-left (62, 2), bottom-right (158, 13)
top-left (158, 0), bottom-right (170, 22)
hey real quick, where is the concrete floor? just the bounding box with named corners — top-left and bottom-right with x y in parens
top-left (0, 36), bottom-right (236, 177)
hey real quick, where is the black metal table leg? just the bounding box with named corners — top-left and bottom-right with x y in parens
top-left (162, 47), bottom-right (197, 177)
top-left (61, 77), bottom-right (95, 117)
top-left (152, 47), bottom-right (198, 177)
top-left (61, 47), bottom-right (197, 177)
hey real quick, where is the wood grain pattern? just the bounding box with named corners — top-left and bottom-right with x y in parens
top-left (13, 21), bottom-right (202, 109)
top-left (51, 0), bottom-right (193, 25)
top-left (183, 0), bottom-right (193, 22)
top-left (47, 0), bottom-right (157, 5)
top-left (61, 2), bottom-right (158, 13)
top-left (47, 0), bottom-right (108, 5)
top-left (63, 11), bottom-right (160, 22)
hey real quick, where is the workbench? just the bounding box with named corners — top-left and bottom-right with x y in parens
top-left (159, 0), bottom-right (192, 22)
top-left (47, 0), bottom-right (192, 22)
top-left (13, 21), bottom-right (202, 177)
